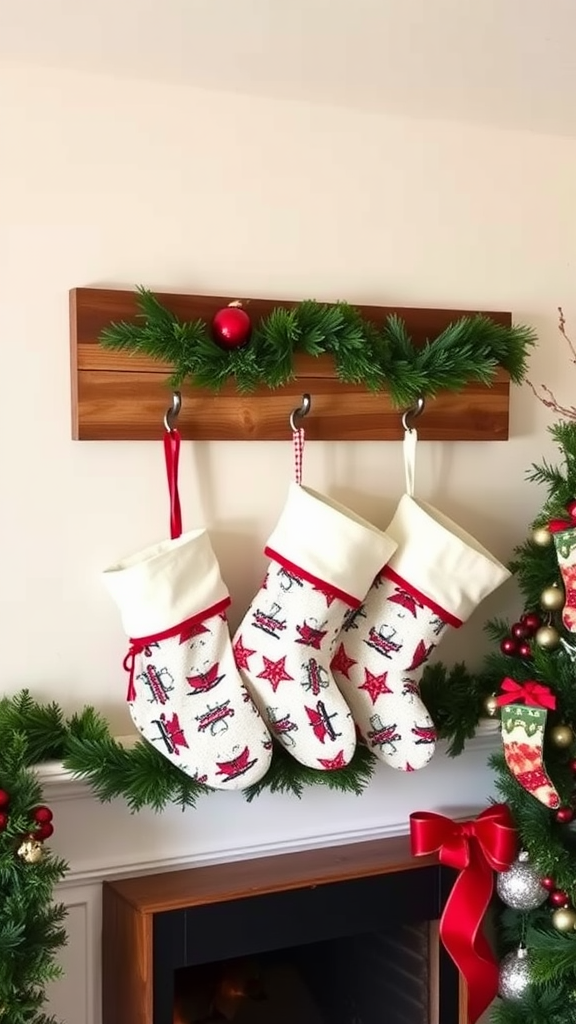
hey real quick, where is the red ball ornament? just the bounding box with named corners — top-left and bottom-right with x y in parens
top-left (32, 805), bottom-right (53, 824)
top-left (500, 637), bottom-right (518, 656)
top-left (512, 622), bottom-right (528, 640)
top-left (567, 499), bottom-right (576, 520)
top-left (550, 889), bottom-right (570, 906)
top-left (0, 812), bottom-right (9, 831)
top-left (518, 642), bottom-right (532, 659)
top-left (35, 822), bottom-right (54, 841)
top-left (569, 758), bottom-right (576, 773)
top-left (521, 612), bottom-right (542, 635)
top-left (211, 302), bottom-right (252, 350)
top-left (0, 789), bottom-right (10, 809)
top-left (541, 876), bottom-right (556, 890)
top-left (556, 806), bottom-right (574, 823)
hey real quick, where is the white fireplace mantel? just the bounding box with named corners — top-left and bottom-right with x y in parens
top-left (41, 723), bottom-right (501, 1024)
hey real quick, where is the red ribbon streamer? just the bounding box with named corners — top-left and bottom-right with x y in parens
top-left (496, 677), bottom-right (556, 710)
top-left (164, 427), bottom-right (182, 541)
top-left (121, 600), bottom-right (231, 702)
top-left (410, 804), bottom-right (517, 1024)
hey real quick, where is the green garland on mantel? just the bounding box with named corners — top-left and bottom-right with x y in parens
top-left (99, 288), bottom-right (537, 402)
top-left (0, 670), bottom-right (493, 1021)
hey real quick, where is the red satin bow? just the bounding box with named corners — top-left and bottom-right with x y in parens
top-left (410, 804), bottom-right (517, 1024)
top-left (496, 677), bottom-right (556, 711)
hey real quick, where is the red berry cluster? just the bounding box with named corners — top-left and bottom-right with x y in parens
top-left (500, 612), bottom-right (542, 658)
top-left (32, 805), bottom-right (54, 841)
top-left (542, 875), bottom-right (574, 911)
top-left (0, 789), bottom-right (54, 840)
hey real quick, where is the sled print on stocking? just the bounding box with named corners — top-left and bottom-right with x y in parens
top-left (233, 404), bottom-right (398, 769)
top-left (103, 395), bottom-right (272, 790)
top-left (332, 411), bottom-right (511, 771)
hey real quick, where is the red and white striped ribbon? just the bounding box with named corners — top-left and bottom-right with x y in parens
top-left (293, 426), bottom-right (305, 485)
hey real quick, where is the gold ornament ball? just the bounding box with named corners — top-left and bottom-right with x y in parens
top-left (483, 694), bottom-right (500, 718)
top-left (533, 526), bottom-right (553, 547)
top-left (552, 906), bottom-right (576, 932)
top-left (535, 624), bottom-right (561, 650)
top-left (17, 838), bottom-right (44, 864)
top-left (540, 585), bottom-right (565, 612)
top-left (550, 724), bottom-right (574, 748)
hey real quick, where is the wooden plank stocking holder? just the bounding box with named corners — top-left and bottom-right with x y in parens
top-left (70, 287), bottom-right (511, 441)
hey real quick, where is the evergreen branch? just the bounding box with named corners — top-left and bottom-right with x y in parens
top-left (98, 290), bottom-right (535, 399)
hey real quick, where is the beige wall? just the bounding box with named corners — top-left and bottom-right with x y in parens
top-left (1, 62), bottom-right (574, 731)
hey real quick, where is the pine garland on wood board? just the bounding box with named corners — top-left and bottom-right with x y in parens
top-left (98, 287), bottom-right (537, 401)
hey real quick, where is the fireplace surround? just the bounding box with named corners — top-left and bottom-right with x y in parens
top-left (102, 834), bottom-right (466, 1024)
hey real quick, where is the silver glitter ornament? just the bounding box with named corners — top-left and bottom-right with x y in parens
top-left (498, 945), bottom-right (532, 1001)
top-left (496, 851), bottom-right (548, 910)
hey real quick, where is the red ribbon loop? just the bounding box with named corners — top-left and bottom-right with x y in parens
top-left (410, 804), bottom-right (517, 1024)
top-left (496, 677), bottom-right (556, 710)
top-left (164, 427), bottom-right (182, 541)
top-left (122, 642), bottom-right (145, 702)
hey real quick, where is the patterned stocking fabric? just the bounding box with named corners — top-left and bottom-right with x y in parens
top-left (103, 529), bottom-right (272, 790)
top-left (551, 522), bottom-right (576, 631)
top-left (500, 704), bottom-right (560, 808)
top-left (332, 494), bottom-right (511, 771)
top-left (332, 566), bottom-right (451, 770)
top-left (233, 483), bottom-right (397, 769)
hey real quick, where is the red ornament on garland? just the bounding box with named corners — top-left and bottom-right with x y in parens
top-left (550, 889), bottom-right (570, 906)
top-left (211, 302), bottom-right (252, 350)
top-left (35, 822), bottom-right (54, 841)
top-left (518, 642), bottom-right (532, 659)
top-left (0, 789), bottom-right (10, 809)
top-left (555, 806), bottom-right (574, 824)
top-left (567, 499), bottom-right (576, 520)
top-left (521, 612), bottom-right (542, 635)
top-left (500, 637), bottom-right (517, 656)
top-left (569, 758), bottom-right (576, 773)
top-left (0, 811), bottom-right (9, 831)
top-left (541, 875), bottom-right (556, 890)
top-left (32, 805), bottom-right (53, 824)
top-left (511, 622), bottom-right (528, 640)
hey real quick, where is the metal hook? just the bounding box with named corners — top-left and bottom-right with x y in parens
top-left (164, 391), bottom-right (182, 432)
top-left (401, 396), bottom-right (425, 432)
top-left (289, 393), bottom-right (312, 432)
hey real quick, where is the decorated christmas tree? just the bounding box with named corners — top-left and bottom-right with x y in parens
top-left (479, 342), bottom-right (576, 1022)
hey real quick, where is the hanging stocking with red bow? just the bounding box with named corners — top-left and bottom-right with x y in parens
top-left (102, 402), bottom-right (272, 790)
top-left (548, 500), bottom-right (576, 631)
top-left (496, 678), bottom-right (560, 808)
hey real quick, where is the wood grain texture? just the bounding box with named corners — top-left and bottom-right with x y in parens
top-left (105, 835), bottom-right (434, 915)
top-left (102, 883), bottom-right (153, 1024)
top-left (70, 287), bottom-right (512, 441)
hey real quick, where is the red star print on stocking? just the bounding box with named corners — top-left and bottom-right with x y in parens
top-left (358, 668), bottom-right (393, 704)
top-left (232, 483), bottom-right (397, 769)
top-left (256, 655), bottom-right (295, 692)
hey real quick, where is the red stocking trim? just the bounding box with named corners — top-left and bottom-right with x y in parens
top-left (264, 548), bottom-right (359, 607)
top-left (381, 566), bottom-right (462, 629)
top-left (123, 597), bottom-right (231, 701)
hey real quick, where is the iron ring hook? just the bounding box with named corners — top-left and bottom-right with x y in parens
top-left (401, 396), bottom-right (426, 432)
top-left (289, 393), bottom-right (312, 432)
top-left (164, 391), bottom-right (182, 432)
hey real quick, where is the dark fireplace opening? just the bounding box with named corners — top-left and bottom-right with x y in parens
top-left (102, 837), bottom-right (463, 1024)
top-left (173, 921), bottom-right (431, 1024)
